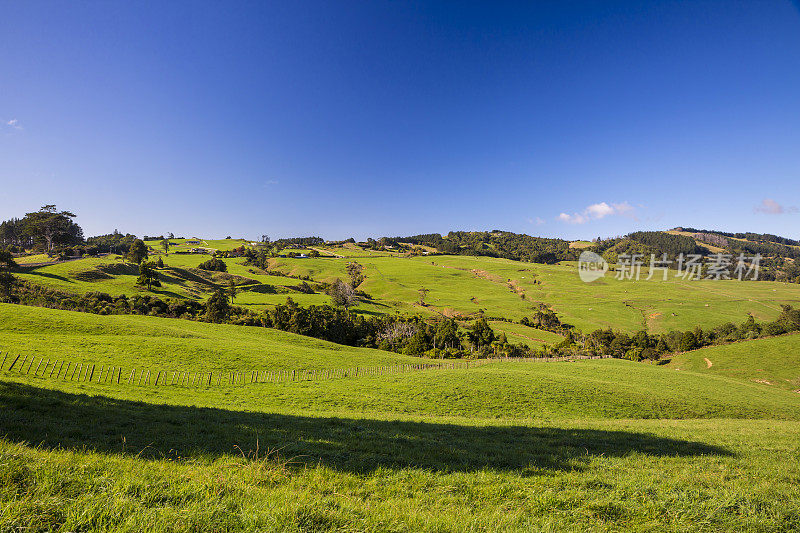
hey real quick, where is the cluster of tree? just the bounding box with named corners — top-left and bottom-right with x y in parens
top-left (677, 228), bottom-right (800, 247)
top-left (86, 231), bottom-right (139, 255)
top-left (520, 305), bottom-right (575, 335)
top-left (0, 205), bottom-right (83, 252)
top-left (557, 305), bottom-right (800, 361)
top-left (2, 278), bottom-right (203, 318)
top-left (726, 239), bottom-right (800, 261)
top-left (389, 231), bottom-right (575, 263)
top-left (271, 236), bottom-right (324, 247)
top-left (626, 231), bottom-right (704, 257)
top-left (197, 257), bottom-right (228, 272)
top-left (591, 233), bottom-right (705, 264)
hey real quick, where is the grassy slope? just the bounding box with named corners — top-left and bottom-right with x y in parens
top-left (15, 246), bottom-right (800, 336)
top-left (2, 308), bottom-right (800, 530)
top-left (0, 303), bottom-right (427, 373)
top-left (489, 321), bottom-right (565, 348)
top-left (668, 333), bottom-right (800, 391)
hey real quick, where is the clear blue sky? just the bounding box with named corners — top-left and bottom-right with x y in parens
top-left (2, 1), bottom-right (799, 241)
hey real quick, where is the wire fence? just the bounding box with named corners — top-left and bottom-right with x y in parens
top-left (0, 351), bottom-right (612, 389)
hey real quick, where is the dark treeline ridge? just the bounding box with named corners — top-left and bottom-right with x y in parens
top-left (677, 227), bottom-right (800, 247)
top-left (272, 236), bottom-right (325, 247)
top-left (593, 231), bottom-right (705, 263)
top-left (387, 231), bottom-right (575, 263)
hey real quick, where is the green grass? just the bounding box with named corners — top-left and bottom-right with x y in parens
top-left (489, 321), bottom-right (566, 348)
top-left (0, 303), bottom-right (428, 374)
top-left (14, 246), bottom-right (800, 336)
top-left (2, 306), bottom-right (800, 530)
top-left (13, 253), bottom-right (53, 265)
top-left (668, 333), bottom-right (800, 391)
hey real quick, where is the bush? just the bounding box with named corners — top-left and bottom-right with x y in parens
top-left (198, 257), bottom-right (227, 272)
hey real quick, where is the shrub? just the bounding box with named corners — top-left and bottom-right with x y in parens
top-left (198, 257), bottom-right (227, 272)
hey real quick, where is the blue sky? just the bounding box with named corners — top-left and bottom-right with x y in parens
top-left (2, 1), bottom-right (799, 241)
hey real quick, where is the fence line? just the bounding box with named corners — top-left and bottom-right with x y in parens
top-left (0, 350), bottom-right (612, 389)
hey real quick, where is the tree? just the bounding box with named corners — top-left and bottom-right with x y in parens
top-left (126, 239), bottom-right (148, 264)
top-left (346, 262), bottom-right (364, 288)
top-left (23, 205), bottom-right (83, 251)
top-left (434, 318), bottom-right (460, 350)
top-left (198, 257), bottom-right (227, 272)
top-left (228, 279), bottom-right (238, 302)
top-left (205, 289), bottom-right (231, 323)
top-left (679, 331), bottom-right (699, 352)
top-left (161, 238), bottom-right (170, 255)
top-left (0, 271), bottom-right (15, 301)
top-left (0, 249), bottom-right (18, 270)
top-left (329, 278), bottom-right (356, 308)
top-left (469, 318), bottom-right (495, 348)
top-left (156, 257), bottom-right (164, 268)
top-left (0, 249), bottom-right (17, 301)
top-left (418, 287), bottom-right (429, 306)
top-left (136, 261), bottom-right (159, 290)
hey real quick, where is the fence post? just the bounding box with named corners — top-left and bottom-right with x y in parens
top-left (88, 365), bottom-right (96, 382)
top-left (7, 353), bottom-right (21, 371)
top-left (34, 359), bottom-right (44, 376)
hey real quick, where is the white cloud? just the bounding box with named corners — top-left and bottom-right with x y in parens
top-left (557, 212), bottom-right (587, 224)
top-left (263, 179), bottom-right (279, 187)
top-left (754, 198), bottom-right (797, 215)
top-left (557, 201), bottom-right (636, 225)
top-left (528, 216), bottom-right (546, 226)
top-left (4, 119), bottom-right (21, 130)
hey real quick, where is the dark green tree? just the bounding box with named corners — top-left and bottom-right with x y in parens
top-left (228, 279), bottom-right (238, 302)
top-left (205, 289), bottom-right (231, 323)
top-left (469, 318), bottom-right (495, 348)
top-left (126, 239), bottom-right (148, 264)
top-left (678, 331), bottom-right (699, 352)
top-left (23, 205), bottom-right (83, 251)
top-left (136, 261), bottom-right (159, 290)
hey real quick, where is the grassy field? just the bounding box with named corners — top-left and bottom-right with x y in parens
top-left (2, 305), bottom-right (800, 530)
top-left (14, 242), bottom-right (800, 337)
top-left (0, 303), bottom-right (427, 374)
top-left (489, 321), bottom-right (566, 348)
top-left (668, 333), bottom-right (800, 392)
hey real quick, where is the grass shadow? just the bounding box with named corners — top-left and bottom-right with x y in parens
top-left (0, 381), bottom-right (733, 474)
top-left (21, 270), bottom-right (74, 283)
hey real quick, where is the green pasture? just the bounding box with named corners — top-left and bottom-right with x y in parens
top-left (13, 245), bottom-right (800, 335)
top-left (489, 321), bottom-right (566, 348)
top-left (2, 305), bottom-right (800, 530)
top-left (0, 304), bottom-right (426, 374)
top-left (668, 333), bottom-right (800, 391)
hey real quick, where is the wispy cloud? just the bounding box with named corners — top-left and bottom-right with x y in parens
top-left (4, 118), bottom-right (22, 130)
top-left (263, 179), bottom-right (279, 187)
top-left (754, 198), bottom-right (797, 215)
top-left (527, 216), bottom-right (546, 226)
top-left (557, 201), bottom-right (635, 225)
